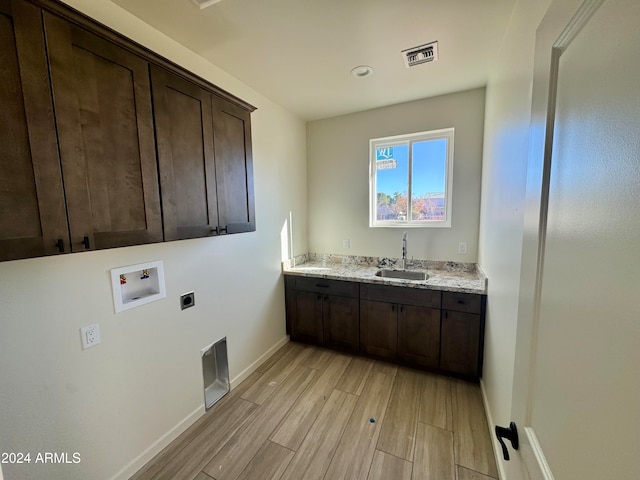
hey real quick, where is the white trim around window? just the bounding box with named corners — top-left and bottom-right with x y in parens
top-left (369, 128), bottom-right (454, 228)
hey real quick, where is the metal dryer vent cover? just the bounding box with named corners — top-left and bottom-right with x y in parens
top-left (401, 41), bottom-right (439, 68)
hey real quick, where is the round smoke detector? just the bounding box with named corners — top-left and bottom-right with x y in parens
top-left (350, 65), bottom-right (374, 78)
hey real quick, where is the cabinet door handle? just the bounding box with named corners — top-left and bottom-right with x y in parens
top-left (317, 295), bottom-right (321, 301)
top-left (315, 284), bottom-right (330, 288)
top-left (391, 304), bottom-right (396, 312)
top-left (444, 311), bottom-right (448, 319)
top-left (219, 225), bottom-right (228, 234)
top-left (55, 238), bottom-right (65, 253)
top-left (400, 305), bottom-right (404, 313)
top-left (324, 295), bottom-right (328, 302)
top-left (81, 236), bottom-right (90, 249)
top-left (457, 299), bottom-right (466, 305)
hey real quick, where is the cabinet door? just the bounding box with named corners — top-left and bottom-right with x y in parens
top-left (211, 96), bottom-right (255, 234)
top-left (290, 291), bottom-right (323, 345)
top-left (440, 310), bottom-right (481, 377)
top-left (360, 299), bottom-right (397, 360)
top-left (0, 1), bottom-right (68, 261)
top-left (44, 13), bottom-right (162, 251)
top-left (150, 66), bottom-right (220, 241)
top-left (323, 295), bottom-right (359, 352)
top-left (398, 305), bottom-right (440, 369)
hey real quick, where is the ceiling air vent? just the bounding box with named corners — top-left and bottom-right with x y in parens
top-left (190, 0), bottom-right (223, 9)
top-left (402, 41), bottom-right (439, 68)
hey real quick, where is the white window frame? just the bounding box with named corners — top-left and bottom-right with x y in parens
top-left (369, 128), bottom-right (454, 228)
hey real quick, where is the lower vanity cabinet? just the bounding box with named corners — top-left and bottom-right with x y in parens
top-left (360, 283), bottom-right (441, 367)
top-left (360, 299), bottom-right (398, 360)
top-left (289, 289), bottom-right (324, 345)
top-left (398, 304), bottom-right (441, 369)
top-left (322, 294), bottom-right (360, 352)
top-left (285, 276), bottom-right (360, 352)
top-left (285, 275), bottom-right (486, 379)
top-left (440, 291), bottom-right (486, 378)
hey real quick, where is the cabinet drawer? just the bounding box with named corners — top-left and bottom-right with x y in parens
top-left (361, 283), bottom-right (441, 308)
top-left (442, 291), bottom-right (483, 314)
top-left (292, 276), bottom-right (360, 298)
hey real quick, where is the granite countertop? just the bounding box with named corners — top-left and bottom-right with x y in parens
top-left (283, 253), bottom-right (487, 295)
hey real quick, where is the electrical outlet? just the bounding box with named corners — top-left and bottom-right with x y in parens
top-left (342, 239), bottom-right (350, 249)
top-left (80, 323), bottom-right (101, 350)
top-left (458, 242), bottom-right (468, 255)
top-left (181, 291), bottom-right (195, 310)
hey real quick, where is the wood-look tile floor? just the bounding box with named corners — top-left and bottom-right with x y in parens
top-left (131, 342), bottom-right (498, 480)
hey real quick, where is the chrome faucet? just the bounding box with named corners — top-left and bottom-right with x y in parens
top-left (401, 232), bottom-right (408, 270)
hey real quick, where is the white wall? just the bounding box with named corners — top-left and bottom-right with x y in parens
top-left (477, 0), bottom-right (551, 477)
top-left (307, 88), bottom-right (485, 262)
top-left (0, 1), bottom-right (307, 479)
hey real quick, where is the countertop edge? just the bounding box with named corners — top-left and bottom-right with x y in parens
top-left (282, 267), bottom-right (487, 295)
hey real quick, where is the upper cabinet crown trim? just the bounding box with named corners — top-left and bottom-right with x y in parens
top-left (28, 0), bottom-right (256, 113)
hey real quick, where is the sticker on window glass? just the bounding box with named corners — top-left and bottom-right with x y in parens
top-left (376, 147), bottom-right (394, 160)
top-left (376, 147), bottom-right (397, 170)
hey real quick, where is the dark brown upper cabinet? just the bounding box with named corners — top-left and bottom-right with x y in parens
top-left (44, 12), bottom-right (163, 251)
top-left (211, 97), bottom-right (255, 234)
top-left (0, 0), bottom-right (68, 261)
top-left (0, 0), bottom-right (256, 262)
top-left (150, 66), bottom-right (219, 241)
top-left (151, 66), bottom-right (255, 240)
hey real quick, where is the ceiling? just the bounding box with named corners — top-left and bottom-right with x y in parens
top-left (111, 0), bottom-right (516, 121)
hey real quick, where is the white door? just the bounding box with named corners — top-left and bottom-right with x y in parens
top-left (508, 0), bottom-right (640, 478)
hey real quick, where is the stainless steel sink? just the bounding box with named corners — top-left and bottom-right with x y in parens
top-left (375, 269), bottom-right (428, 281)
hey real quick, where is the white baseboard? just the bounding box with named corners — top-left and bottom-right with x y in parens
top-left (109, 335), bottom-right (289, 480)
top-left (109, 404), bottom-right (204, 480)
top-left (479, 379), bottom-right (506, 480)
top-left (230, 336), bottom-right (289, 389)
top-left (523, 427), bottom-right (555, 480)
top-left (479, 380), bottom-right (556, 480)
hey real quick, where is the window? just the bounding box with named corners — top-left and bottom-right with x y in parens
top-left (369, 128), bottom-right (454, 228)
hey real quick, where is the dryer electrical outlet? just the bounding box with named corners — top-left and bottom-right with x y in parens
top-left (181, 292), bottom-right (195, 310)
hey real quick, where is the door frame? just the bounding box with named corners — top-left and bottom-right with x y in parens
top-left (511, 0), bottom-right (605, 478)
